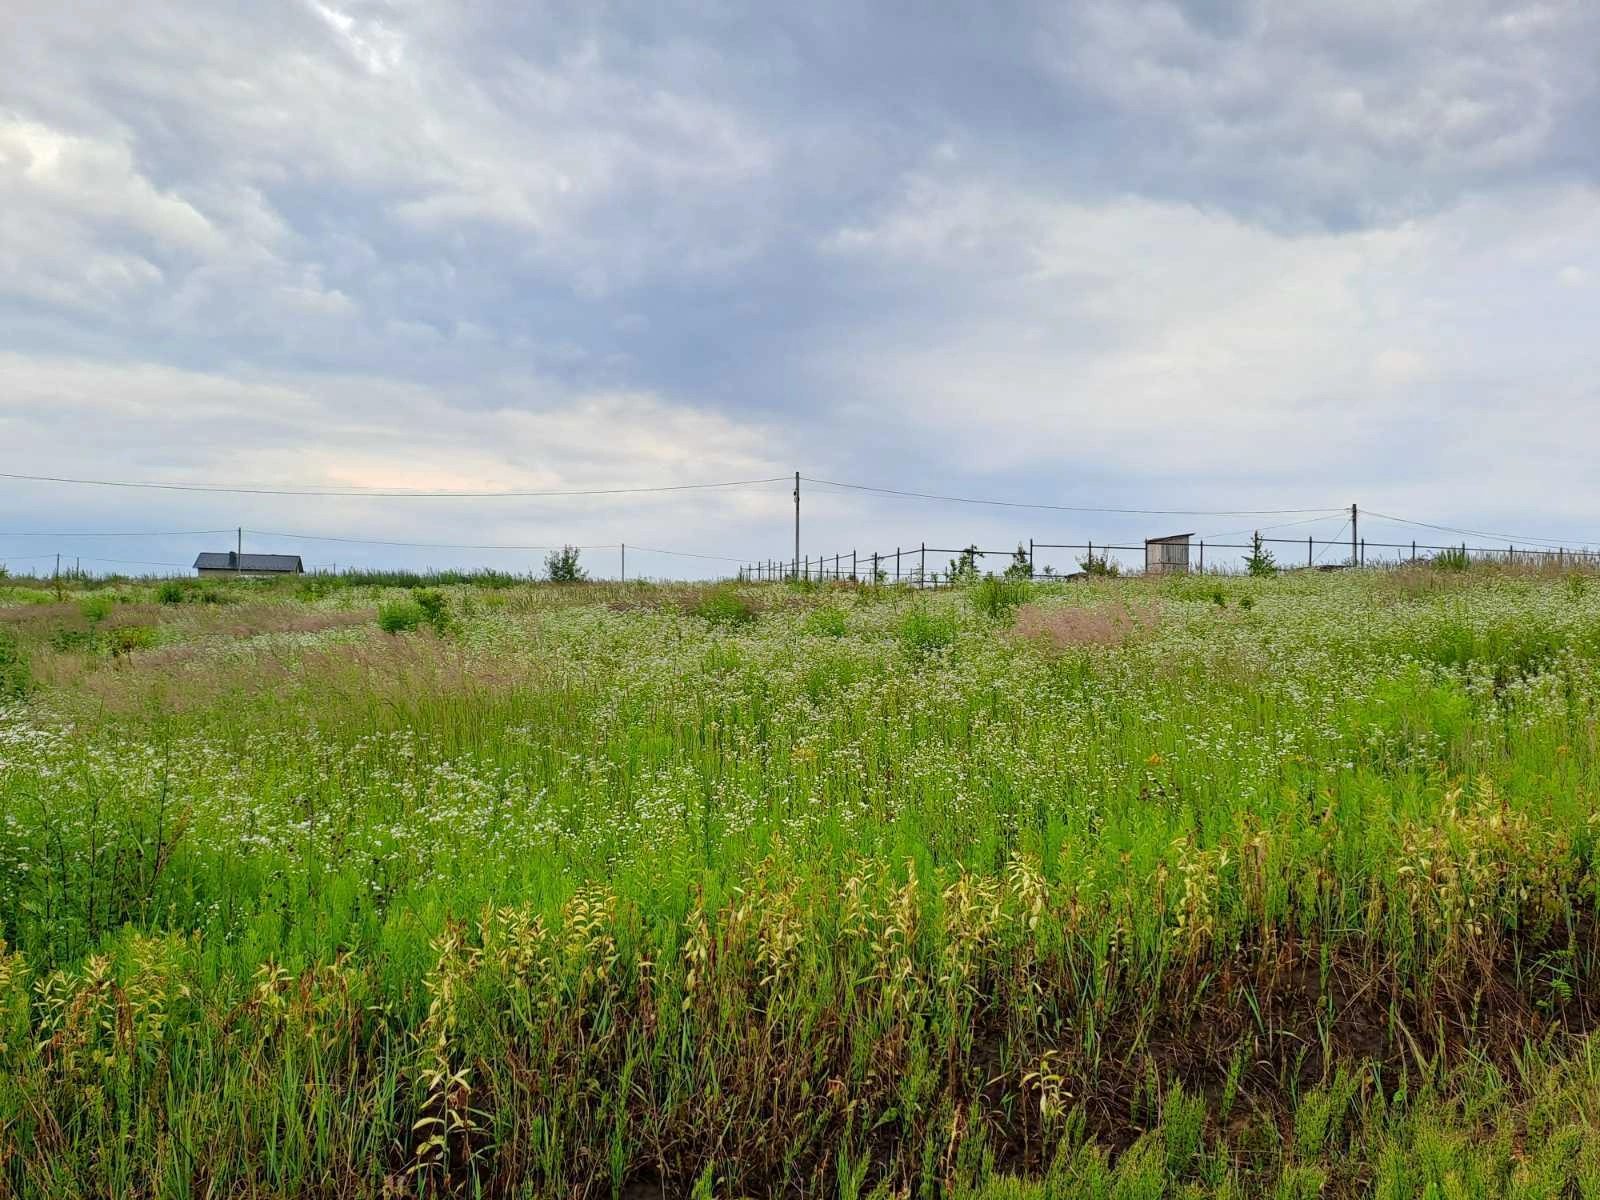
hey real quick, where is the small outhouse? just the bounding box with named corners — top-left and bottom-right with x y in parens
top-left (1144, 533), bottom-right (1193, 575)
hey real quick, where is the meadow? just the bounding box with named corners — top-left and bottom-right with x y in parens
top-left (2, 565), bottom-right (1600, 1198)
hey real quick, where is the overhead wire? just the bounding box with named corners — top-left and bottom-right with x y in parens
top-left (801, 476), bottom-right (1343, 517)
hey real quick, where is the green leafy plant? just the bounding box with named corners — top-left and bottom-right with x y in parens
top-left (1243, 531), bottom-right (1278, 577)
top-left (544, 545), bottom-right (587, 583)
top-left (803, 606), bottom-right (848, 637)
top-left (1078, 550), bottom-right (1120, 577)
top-left (692, 589), bottom-right (756, 627)
top-left (412, 588), bottom-right (450, 634)
top-left (378, 597), bottom-right (425, 634)
top-left (971, 575), bottom-right (1028, 620)
top-left (0, 628), bottom-right (29, 698)
top-left (156, 580), bottom-right (185, 605)
top-left (80, 595), bottom-right (113, 624)
top-left (947, 546), bottom-right (980, 585)
top-left (108, 625), bottom-right (159, 657)
top-left (898, 606), bottom-right (956, 652)
top-left (1005, 543), bottom-right (1032, 580)
top-left (1433, 546), bottom-right (1470, 572)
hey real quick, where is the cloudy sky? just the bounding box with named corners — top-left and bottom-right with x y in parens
top-left (3, 0), bottom-right (1599, 577)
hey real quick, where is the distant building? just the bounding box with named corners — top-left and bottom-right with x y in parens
top-left (1144, 533), bottom-right (1193, 575)
top-left (194, 552), bottom-right (303, 578)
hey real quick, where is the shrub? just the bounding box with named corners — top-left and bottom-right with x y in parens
top-left (378, 598), bottom-right (425, 634)
top-left (1004, 543), bottom-right (1032, 580)
top-left (80, 595), bottom-right (113, 624)
top-left (412, 588), bottom-right (450, 634)
top-left (692, 589), bottom-right (756, 627)
top-left (1433, 546), bottom-right (1470, 572)
top-left (803, 606), bottom-right (848, 637)
top-left (544, 546), bottom-right (587, 583)
top-left (1078, 551), bottom-right (1120, 577)
top-left (947, 546), bottom-right (980, 585)
top-left (108, 625), bottom-right (159, 657)
top-left (898, 606), bottom-right (956, 653)
top-left (971, 575), bottom-right (1028, 620)
top-left (1243, 531), bottom-right (1278, 577)
top-left (156, 580), bottom-right (185, 605)
top-left (0, 628), bottom-right (29, 698)
top-left (50, 627), bottom-right (99, 653)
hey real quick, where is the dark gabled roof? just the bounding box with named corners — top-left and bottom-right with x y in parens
top-left (1144, 532), bottom-right (1196, 544)
top-left (194, 552), bottom-right (303, 572)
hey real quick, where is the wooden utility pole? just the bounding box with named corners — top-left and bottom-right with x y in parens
top-left (1350, 504), bottom-right (1357, 567)
top-left (793, 472), bottom-right (800, 581)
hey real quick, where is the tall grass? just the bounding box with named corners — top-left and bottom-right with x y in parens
top-left (4, 569), bottom-right (1600, 1195)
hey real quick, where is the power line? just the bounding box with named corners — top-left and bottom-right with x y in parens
top-left (1199, 511), bottom-right (1348, 541)
top-left (1362, 509), bottom-right (1595, 550)
top-left (0, 470), bottom-right (790, 499)
top-left (255, 529), bottom-right (618, 551)
top-left (624, 544), bottom-right (752, 563)
top-left (1313, 520), bottom-right (1350, 565)
top-left (800, 476), bottom-right (1343, 517)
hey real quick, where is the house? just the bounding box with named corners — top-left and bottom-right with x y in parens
top-left (1144, 533), bottom-right (1193, 575)
top-left (194, 552), bottom-right (303, 578)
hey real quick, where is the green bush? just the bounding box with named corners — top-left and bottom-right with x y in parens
top-left (156, 580), bottom-right (185, 605)
top-left (0, 628), bottom-right (29, 699)
top-left (803, 606), bottom-right (848, 637)
top-left (80, 595), bottom-right (113, 624)
top-left (971, 575), bottom-right (1029, 620)
top-left (1433, 546), bottom-right (1470, 571)
top-left (1078, 551), bottom-right (1120, 578)
top-left (544, 546), bottom-right (587, 583)
top-left (377, 598), bottom-right (425, 634)
top-left (108, 625), bottom-right (159, 657)
top-left (898, 606), bottom-right (956, 653)
top-left (50, 627), bottom-right (99, 653)
top-left (692, 589), bottom-right (756, 627)
top-left (412, 588), bottom-right (450, 634)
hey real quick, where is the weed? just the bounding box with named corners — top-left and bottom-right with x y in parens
top-left (804, 606), bottom-right (848, 637)
top-left (692, 588), bottom-right (756, 626)
top-left (971, 575), bottom-right (1029, 620)
top-left (378, 597), bottom-right (426, 634)
top-left (898, 605), bottom-right (956, 651)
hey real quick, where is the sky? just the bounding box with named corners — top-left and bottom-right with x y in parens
top-left (3, 0), bottom-right (1599, 578)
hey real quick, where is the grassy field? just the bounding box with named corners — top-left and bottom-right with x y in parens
top-left (3, 566), bottom-right (1600, 1198)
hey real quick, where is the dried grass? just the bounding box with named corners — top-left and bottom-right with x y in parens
top-left (1010, 601), bottom-right (1156, 650)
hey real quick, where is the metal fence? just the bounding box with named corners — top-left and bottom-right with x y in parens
top-left (739, 534), bottom-right (1600, 585)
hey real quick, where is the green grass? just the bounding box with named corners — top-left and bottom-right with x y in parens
top-left (3, 567), bottom-right (1600, 1196)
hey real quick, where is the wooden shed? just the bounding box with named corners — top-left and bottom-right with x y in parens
top-left (1144, 533), bottom-right (1193, 575)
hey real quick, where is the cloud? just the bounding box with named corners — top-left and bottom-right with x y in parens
top-left (819, 172), bottom-right (1600, 524)
top-left (2, 1), bottom-right (1600, 571)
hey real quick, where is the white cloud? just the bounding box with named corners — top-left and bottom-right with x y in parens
top-left (821, 174), bottom-right (1600, 521)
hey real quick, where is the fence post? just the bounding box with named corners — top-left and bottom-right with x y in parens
top-left (1198, 540), bottom-right (1204, 573)
top-left (872, 552), bottom-right (879, 584)
top-left (895, 547), bottom-right (901, 584)
top-left (1360, 538), bottom-right (1365, 567)
top-left (1308, 536), bottom-right (1313, 567)
top-left (852, 550), bottom-right (857, 581)
top-left (920, 542), bottom-right (926, 586)
top-left (1412, 540), bottom-right (1416, 562)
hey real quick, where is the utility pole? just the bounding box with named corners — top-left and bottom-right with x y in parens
top-left (1350, 504), bottom-right (1357, 567)
top-left (793, 471), bottom-right (800, 581)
